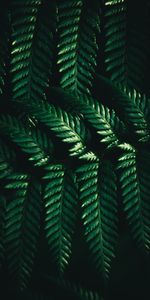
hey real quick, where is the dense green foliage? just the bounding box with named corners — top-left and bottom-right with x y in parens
top-left (0, 0), bottom-right (150, 299)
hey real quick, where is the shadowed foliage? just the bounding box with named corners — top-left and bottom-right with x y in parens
top-left (0, 1), bottom-right (150, 299)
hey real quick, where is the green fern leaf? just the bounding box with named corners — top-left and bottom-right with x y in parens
top-left (102, 0), bottom-right (150, 94)
top-left (4, 174), bottom-right (42, 289)
top-left (49, 87), bottom-right (124, 147)
top-left (103, 0), bottom-right (126, 84)
top-left (0, 115), bottom-right (50, 167)
top-left (14, 99), bottom-right (87, 157)
top-left (57, 0), bottom-right (100, 94)
top-left (11, 0), bottom-right (56, 102)
top-left (80, 93), bottom-right (124, 146)
top-left (43, 164), bottom-right (78, 273)
top-left (31, 127), bottom-right (54, 155)
top-left (93, 74), bottom-right (149, 140)
top-left (103, 0), bottom-right (150, 92)
top-left (76, 157), bottom-right (118, 280)
top-left (118, 84), bottom-right (150, 135)
top-left (117, 145), bottom-right (150, 252)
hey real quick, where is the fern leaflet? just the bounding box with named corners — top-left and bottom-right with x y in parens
top-left (76, 157), bottom-right (118, 280)
top-left (11, 0), bottom-right (56, 102)
top-left (57, 0), bottom-right (100, 94)
top-left (13, 99), bottom-right (87, 157)
top-left (4, 174), bottom-right (41, 289)
top-left (0, 115), bottom-right (50, 167)
top-left (117, 145), bottom-right (150, 252)
top-left (93, 74), bottom-right (149, 141)
top-left (43, 164), bottom-right (78, 273)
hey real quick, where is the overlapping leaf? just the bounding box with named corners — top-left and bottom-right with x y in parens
top-left (14, 99), bottom-right (87, 157)
top-left (48, 87), bottom-right (125, 148)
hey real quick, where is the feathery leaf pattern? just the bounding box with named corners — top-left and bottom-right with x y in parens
top-left (43, 164), bottom-right (78, 273)
top-left (76, 156), bottom-right (118, 280)
top-left (0, 1), bottom-right (150, 299)
top-left (57, 0), bottom-right (100, 94)
top-left (11, 0), bottom-right (56, 102)
top-left (117, 145), bottom-right (150, 252)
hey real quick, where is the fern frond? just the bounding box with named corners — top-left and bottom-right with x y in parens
top-left (0, 194), bottom-right (5, 267)
top-left (14, 99), bottom-right (87, 157)
top-left (11, 0), bottom-right (56, 102)
top-left (57, 0), bottom-right (100, 94)
top-left (4, 174), bottom-right (41, 289)
top-left (118, 84), bottom-right (150, 128)
top-left (0, 115), bottom-right (50, 167)
top-left (117, 145), bottom-right (150, 252)
top-left (49, 104), bottom-right (89, 146)
top-left (103, 0), bottom-right (150, 92)
top-left (76, 157), bottom-right (118, 281)
top-left (31, 127), bottom-right (54, 156)
top-left (93, 75), bottom-right (149, 141)
top-left (43, 165), bottom-right (78, 273)
top-left (103, 0), bottom-right (126, 84)
top-left (49, 87), bottom-right (124, 148)
top-left (80, 93), bottom-right (124, 146)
